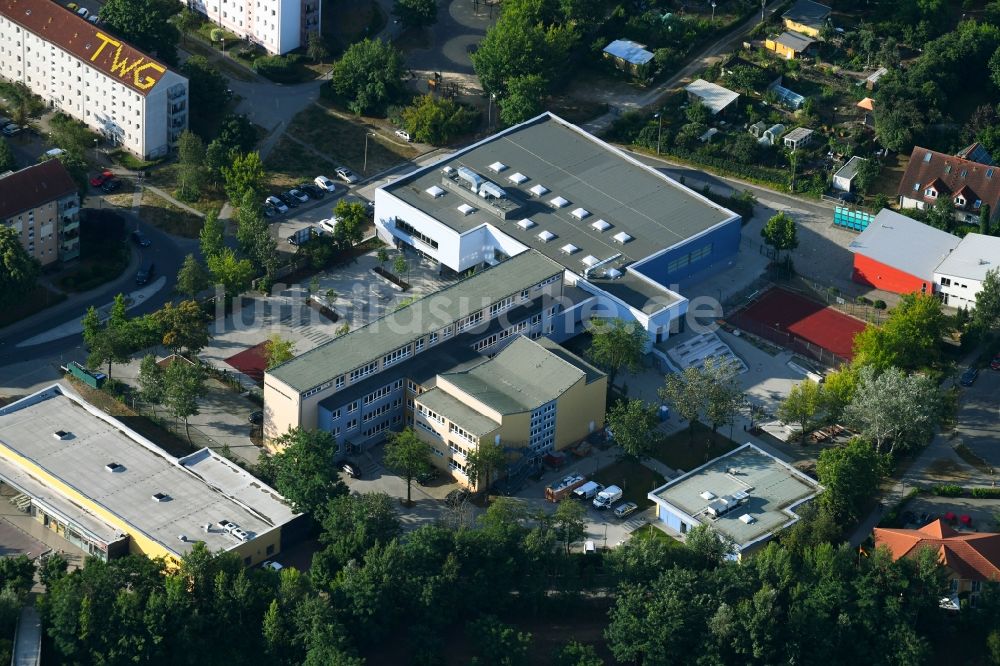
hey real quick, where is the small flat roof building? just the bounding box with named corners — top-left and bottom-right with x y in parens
top-left (0, 384), bottom-right (302, 565)
top-left (777, 31), bottom-right (815, 53)
top-left (783, 127), bottom-right (814, 151)
top-left (648, 443), bottom-right (821, 557)
top-left (849, 208), bottom-right (960, 295)
top-left (685, 79), bottom-right (740, 115)
top-left (603, 39), bottom-right (654, 77)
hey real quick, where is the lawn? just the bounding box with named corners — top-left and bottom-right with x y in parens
top-left (652, 421), bottom-right (739, 474)
top-left (285, 104), bottom-right (419, 176)
top-left (631, 523), bottom-right (682, 546)
top-left (145, 164), bottom-right (225, 217)
top-left (593, 459), bottom-right (665, 509)
top-left (264, 135), bottom-right (341, 188)
top-left (138, 189), bottom-right (204, 238)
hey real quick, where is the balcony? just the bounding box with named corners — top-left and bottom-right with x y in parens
top-left (61, 219), bottom-right (79, 235)
top-left (60, 240), bottom-right (80, 261)
top-left (169, 102), bottom-right (186, 114)
top-left (167, 85), bottom-right (186, 100)
top-left (60, 204), bottom-right (79, 218)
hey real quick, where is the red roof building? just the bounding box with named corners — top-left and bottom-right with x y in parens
top-left (875, 519), bottom-right (1000, 606)
top-left (897, 146), bottom-right (1000, 227)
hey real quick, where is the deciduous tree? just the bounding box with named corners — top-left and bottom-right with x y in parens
top-left (586, 317), bottom-right (646, 388)
top-left (0, 138), bottom-right (15, 173)
top-left (137, 353), bottom-right (166, 404)
top-left (330, 39), bottom-right (404, 115)
top-left (401, 94), bottom-right (478, 145)
top-left (760, 212), bottom-right (798, 261)
top-left (163, 359), bottom-right (207, 443)
top-left (816, 437), bottom-right (885, 522)
top-left (153, 300), bottom-right (210, 355)
top-left (606, 399), bottom-right (658, 459)
top-left (176, 253), bottom-right (211, 298)
top-left (853, 293), bottom-right (947, 371)
top-left (258, 428), bottom-right (348, 515)
top-left (384, 427), bottom-right (432, 505)
top-left (466, 440), bottom-right (506, 495)
top-left (702, 357), bottom-right (743, 436)
top-left (199, 210), bottom-right (225, 261)
top-left (207, 247), bottom-right (254, 298)
top-left (99, 0), bottom-right (181, 65)
top-left (0, 226), bottom-right (39, 308)
top-left (221, 151), bottom-right (265, 203)
top-left (552, 499), bottom-right (587, 556)
top-left (332, 200), bottom-right (367, 249)
top-left (973, 267), bottom-right (1000, 332)
top-left (842, 365), bottom-right (941, 455)
top-left (777, 379), bottom-right (826, 443)
top-left (236, 190), bottom-right (276, 274)
top-left (264, 334), bottom-right (296, 369)
top-left (499, 74), bottom-right (547, 126)
top-left (393, 0), bottom-right (438, 29)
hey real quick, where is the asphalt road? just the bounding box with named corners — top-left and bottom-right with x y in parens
top-left (953, 366), bottom-right (1000, 470)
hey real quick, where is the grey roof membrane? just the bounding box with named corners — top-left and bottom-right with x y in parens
top-left (849, 209), bottom-right (960, 281)
top-left (383, 113), bottom-right (735, 274)
top-left (269, 250), bottom-right (564, 393)
top-left (651, 444), bottom-right (821, 548)
top-left (440, 337), bottom-right (589, 415)
top-left (0, 386), bottom-right (297, 558)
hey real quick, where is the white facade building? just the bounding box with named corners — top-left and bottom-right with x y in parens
top-left (183, 0), bottom-right (320, 55)
top-left (933, 233), bottom-right (1000, 309)
top-left (0, 0), bottom-right (188, 159)
top-left (374, 113), bottom-right (742, 348)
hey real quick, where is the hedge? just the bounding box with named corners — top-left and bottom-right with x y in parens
top-left (931, 484), bottom-right (964, 497)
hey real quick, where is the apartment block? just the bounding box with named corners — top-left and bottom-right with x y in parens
top-left (0, 0), bottom-right (189, 159)
top-left (0, 159), bottom-right (80, 265)
top-left (182, 0), bottom-right (320, 55)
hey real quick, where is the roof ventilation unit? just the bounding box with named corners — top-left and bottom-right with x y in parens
top-left (53, 430), bottom-right (71, 440)
top-left (178, 534), bottom-right (188, 542)
top-left (699, 490), bottom-right (716, 500)
top-left (571, 207), bottom-right (590, 220)
top-left (529, 184), bottom-right (549, 197)
top-left (457, 203), bottom-right (475, 216)
top-left (517, 218), bottom-right (536, 230)
top-left (105, 462), bottom-right (125, 473)
top-left (605, 267), bottom-right (623, 279)
top-left (425, 185), bottom-right (445, 198)
top-left (591, 219), bottom-right (611, 232)
top-left (739, 514), bottom-right (757, 525)
top-left (478, 181), bottom-right (507, 200)
top-left (537, 230), bottom-right (556, 242)
top-left (508, 172), bottom-right (528, 184)
top-left (457, 166), bottom-right (484, 192)
top-left (442, 166), bottom-right (455, 175)
top-left (488, 161), bottom-right (507, 173)
top-left (151, 492), bottom-right (171, 503)
top-left (613, 231), bottom-right (633, 244)
top-left (550, 196), bottom-right (569, 208)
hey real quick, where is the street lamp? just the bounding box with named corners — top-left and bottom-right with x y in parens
top-left (711, 1), bottom-right (716, 22)
top-left (487, 92), bottom-right (496, 132)
top-left (93, 138), bottom-right (99, 165)
top-left (654, 112), bottom-right (663, 155)
top-left (363, 131), bottom-right (375, 175)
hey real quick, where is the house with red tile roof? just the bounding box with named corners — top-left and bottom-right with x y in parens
top-left (897, 146), bottom-right (1000, 227)
top-left (874, 519), bottom-right (1000, 608)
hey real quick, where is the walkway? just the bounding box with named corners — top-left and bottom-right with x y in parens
top-left (144, 185), bottom-right (206, 218)
top-left (12, 605), bottom-right (40, 666)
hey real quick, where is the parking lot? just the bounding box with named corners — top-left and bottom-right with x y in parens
top-left (953, 365), bottom-right (1000, 471)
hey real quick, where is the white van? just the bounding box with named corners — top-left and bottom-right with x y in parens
top-left (593, 485), bottom-right (623, 509)
top-left (572, 481), bottom-right (603, 501)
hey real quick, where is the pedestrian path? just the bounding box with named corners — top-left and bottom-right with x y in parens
top-left (144, 185), bottom-right (206, 218)
top-left (11, 605), bottom-right (40, 666)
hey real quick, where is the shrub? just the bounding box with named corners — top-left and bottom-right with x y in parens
top-left (932, 484), bottom-right (964, 497)
top-left (970, 487), bottom-right (1000, 498)
top-left (874, 300), bottom-right (887, 310)
top-left (252, 55), bottom-right (297, 82)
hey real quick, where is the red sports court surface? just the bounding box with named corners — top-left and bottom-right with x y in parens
top-left (731, 287), bottom-right (866, 360)
top-left (225, 342), bottom-right (268, 382)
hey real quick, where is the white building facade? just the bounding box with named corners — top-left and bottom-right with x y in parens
top-left (933, 233), bottom-right (1000, 309)
top-left (183, 0), bottom-right (320, 55)
top-left (0, 0), bottom-right (188, 159)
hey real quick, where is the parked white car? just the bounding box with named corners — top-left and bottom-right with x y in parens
top-left (394, 129), bottom-right (411, 142)
top-left (262, 561), bottom-right (283, 571)
top-left (265, 195), bottom-right (288, 214)
top-left (318, 218), bottom-right (339, 235)
top-left (314, 175), bottom-right (337, 192)
top-left (76, 6), bottom-right (89, 18)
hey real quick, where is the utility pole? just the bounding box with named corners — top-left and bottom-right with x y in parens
top-left (363, 131), bottom-right (374, 175)
top-left (761, 0), bottom-right (766, 22)
top-left (654, 112), bottom-right (663, 155)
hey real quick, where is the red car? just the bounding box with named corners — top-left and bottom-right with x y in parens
top-left (90, 170), bottom-right (114, 187)
top-left (990, 355), bottom-right (1000, 371)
